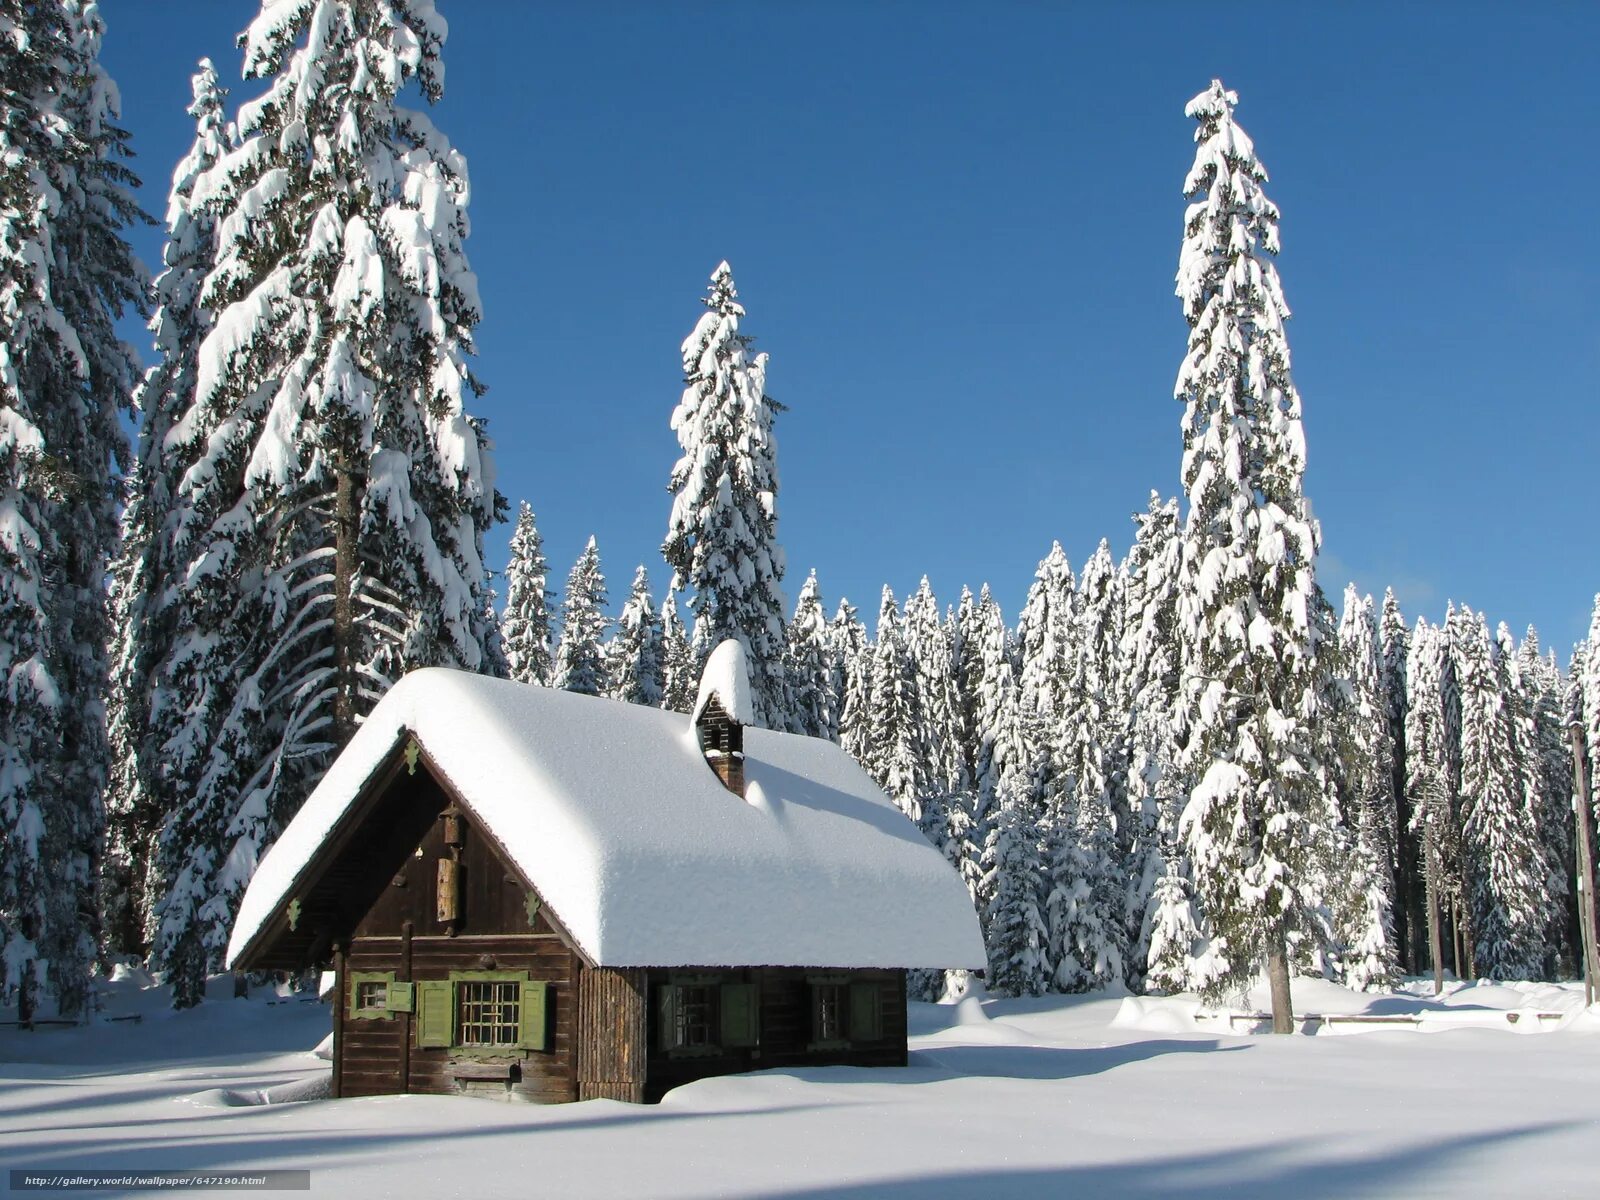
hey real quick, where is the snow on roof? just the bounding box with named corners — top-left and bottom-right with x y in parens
top-left (691, 638), bottom-right (755, 726)
top-left (228, 668), bottom-right (985, 971)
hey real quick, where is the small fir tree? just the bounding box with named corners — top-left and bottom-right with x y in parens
top-left (786, 570), bottom-right (834, 738)
top-left (553, 538), bottom-right (609, 696)
top-left (501, 502), bottom-right (554, 686)
top-left (608, 565), bottom-right (664, 707)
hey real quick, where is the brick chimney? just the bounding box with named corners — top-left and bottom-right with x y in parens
top-left (692, 640), bottom-right (753, 798)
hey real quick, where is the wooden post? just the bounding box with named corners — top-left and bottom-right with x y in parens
top-left (1569, 724), bottom-right (1600, 1007)
top-left (331, 942), bottom-right (345, 1099)
top-left (399, 921), bottom-right (414, 1094)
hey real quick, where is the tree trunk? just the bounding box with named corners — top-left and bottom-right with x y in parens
top-left (1571, 724), bottom-right (1600, 1006)
top-left (1425, 831), bottom-right (1445, 996)
top-left (1267, 938), bottom-right (1294, 1034)
top-left (17, 960), bottom-right (35, 1030)
top-left (332, 455), bottom-right (357, 743)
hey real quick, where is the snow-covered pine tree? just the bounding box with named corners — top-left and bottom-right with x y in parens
top-left (1584, 597), bottom-right (1600, 846)
top-left (607, 565), bottom-right (663, 707)
top-left (1501, 623), bottom-right (1568, 976)
top-left (905, 577), bottom-right (965, 798)
top-left (149, 0), bottom-right (501, 1005)
top-left (1440, 603), bottom-right (1476, 976)
top-left (982, 757), bottom-right (1051, 998)
top-left (1016, 542), bottom-right (1078, 725)
top-left (1171, 81), bottom-right (1334, 1028)
top-left (1048, 541), bottom-right (1127, 993)
top-left (950, 586), bottom-right (983, 788)
top-left (831, 598), bottom-right (871, 759)
top-left (864, 587), bottom-right (928, 819)
top-left (659, 586), bottom-right (695, 713)
top-left (0, 0), bottom-right (146, 1018)
top-left (1455, 611), bottom-right (1546, 979)
top-left (1406, 618), bottom-right (1462, 988)
top-left (662, 261), bottom-right (789, 726)
top-left (553, 538), bottom-right (609, 696)
top-left (501, 501), bottom-right (554, 686)
top-left (1517, 628), bottom-right (1576, 970)
top-left (104, 58), bottom-right (232, 959)
top-left (1335, 587), bottom-right (1400, 990)
top-left (786, 570), bottom-right (833, 738)
top-left (1379, 588), bottom-right (1421, 972)
top-left (1121, 494), bottom-right (1192, 989)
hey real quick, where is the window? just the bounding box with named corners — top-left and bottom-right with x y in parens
top-left (814, 983), bottom-right (846, 1044)
top-left (673, 984), bottom-right (714, 1049)
top-left (658, 978), bottom-right (759, 1057)
top-left (357, 980), bottom-right (388, 1011)
top-left (348, 971), bottom-right (408, 1020)
top-left (457, 980), bottom-right (521, 1047)
top-left (414, 973), bottom-right (548, 1053)
top-left (808, 977), bottom-right (885, 1049)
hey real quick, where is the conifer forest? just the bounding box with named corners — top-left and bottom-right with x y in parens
top-left (2, 0), bottom-right (1596, 1029)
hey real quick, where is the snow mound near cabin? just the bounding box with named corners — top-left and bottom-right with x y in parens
top-left (1112, 976), bottom-right (1599, 1037)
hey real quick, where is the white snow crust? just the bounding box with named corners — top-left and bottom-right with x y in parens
top-left (228, 668), bottom-right (985, 970)
top-left (690, 638), bottom-right (755, 726)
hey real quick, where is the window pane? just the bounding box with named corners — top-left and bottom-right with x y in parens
top-left (357, 980), bottom-right (388, 1010)
top-left (457, 980), bottom-right (521, 1046)
top-left (674, 985), bottom-right (713, 1048)
top-left (815, 983), bottom-right (844, 1042)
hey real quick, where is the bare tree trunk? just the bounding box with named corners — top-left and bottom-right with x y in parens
top-left (1267, 937), bottom-right (1294, 1034)
top-left (1571, 724), bottom-right (1600, 1007)
top-left (1425, 828), bottom-right (1445, 996)
top-left (332, 455), bottom-right (357, 743)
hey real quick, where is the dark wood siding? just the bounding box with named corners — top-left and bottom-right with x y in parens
top-left (642, 967), bottom-right (907, 1103)
top-left (577, 967), bottom-right (648, 1103)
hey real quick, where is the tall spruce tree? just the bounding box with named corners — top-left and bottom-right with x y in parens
top-left (786, 570), bottom-right (833, 738)
top-left (1016, 542), bottom-right (1078, 726)
top-left (1335, 587), bottom-right (1400, 990)
top-left (1457, 611), bottom-right (1545, 978)
top-left (1518, 629), bottom-right (1576, 970)
top-left (149, 0), bottom-right (501, 1005)
top-left (0, 0), bottom-right (145, 1017)
top-left (1121, 494), bottom-right (1190, 988)
top-left (553, 538), bottom-right (608, 696)
top-left (1171, 81), bottom-right (1332, 1028)
top-left (608, 565), bottom-right (663, 707)
top-left (662, 261), bottom-right (789, 726)
top-left (501, 501), bottom-right (553, 686)
top-left (1379, 588), bottom-right (1420, 971)
top-left (864, 587), bottom-right (926, 818)
top-left (832, 598), bottom-right (872, 761)
top-left (658, 586), bottom-right (695, 713)
top-left (104, 59), bottom-right (232, 959)
top-left (1406, 618), bottom-right (1460, 989)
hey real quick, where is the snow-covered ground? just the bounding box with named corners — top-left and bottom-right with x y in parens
top-left (3, 972), bottom-right (1597, 1198)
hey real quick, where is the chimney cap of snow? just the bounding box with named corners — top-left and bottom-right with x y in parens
top-left (692, 640), bottom-right (755, 727)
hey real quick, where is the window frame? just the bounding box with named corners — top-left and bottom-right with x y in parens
top-left (413, 971), bottom-right (549, 1054)
top-left (348, 970), bottom-right (397, 1021)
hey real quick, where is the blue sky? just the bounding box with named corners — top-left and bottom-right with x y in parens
top-left (100, 1), bottom-right (1599, 652)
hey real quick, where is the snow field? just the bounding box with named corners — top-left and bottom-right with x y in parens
top-left (3, 972), bottom-right (1596, 1198)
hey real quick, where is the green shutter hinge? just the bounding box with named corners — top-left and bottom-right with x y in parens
top-left (287, 898), bottom-right (302, 931)
top-left (403, 738), bottom-right (421, 775)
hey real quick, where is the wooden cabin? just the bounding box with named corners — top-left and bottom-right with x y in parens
top-left (227, 642), bottom-right (984, 1104)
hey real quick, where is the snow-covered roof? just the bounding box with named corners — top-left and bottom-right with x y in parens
top-left (691, 639), bottom-right (754, 726)
top-left (228, 668), bottom-right (985, 971)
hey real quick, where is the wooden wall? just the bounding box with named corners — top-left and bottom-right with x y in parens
top-left (577, 967), bottom-right (648, 1103)
top-left (340, 933), bottom-right (580, 1102)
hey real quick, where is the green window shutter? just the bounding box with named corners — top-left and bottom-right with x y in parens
top-left (517, 981), bottom-right (549, 1050)
top-left (850, 982), bottom-right (883, 1042)
top-left (386, 981), bottom-right (415, 1014)
top-left (720, 982), bottom-right (759, 1048)
top-left (416, 980), bottom-right (454, 1048)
